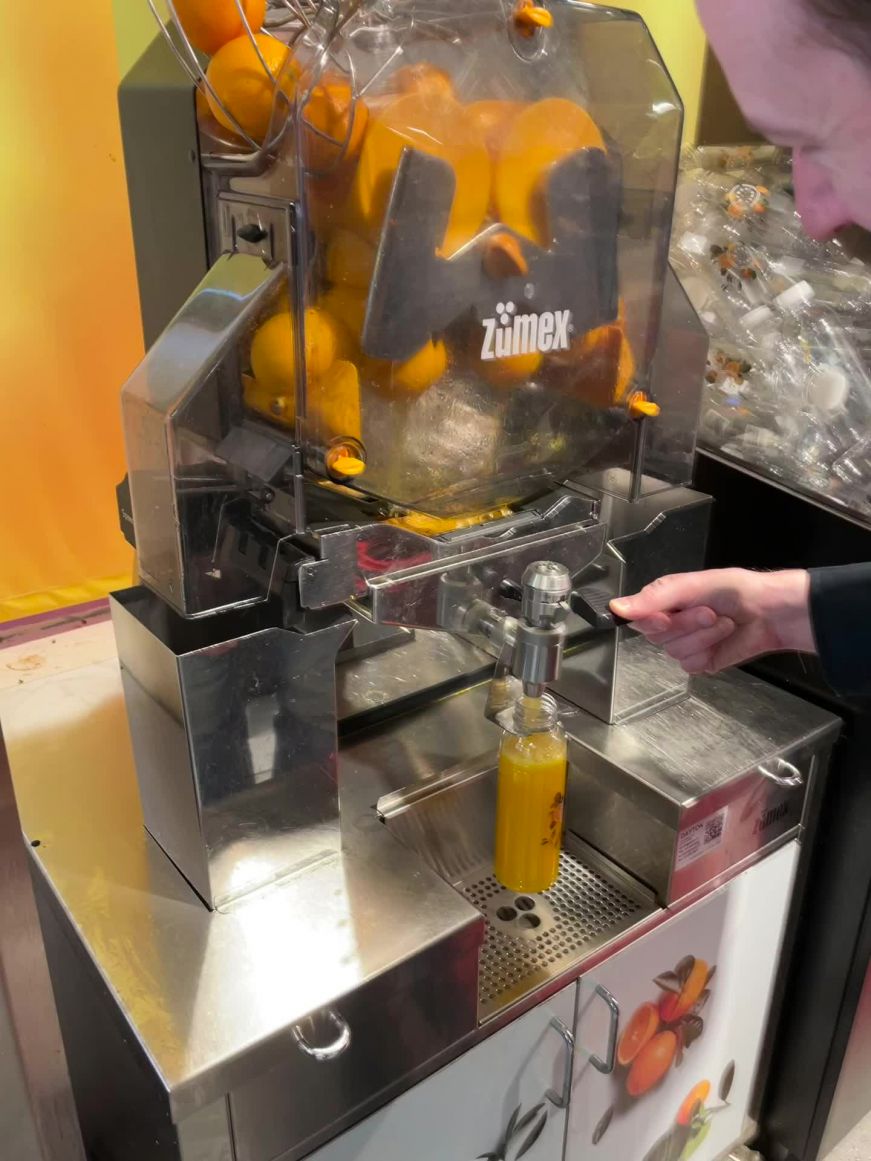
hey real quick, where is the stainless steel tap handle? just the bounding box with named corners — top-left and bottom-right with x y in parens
top-left (521, 562), bottom-right (572, 628)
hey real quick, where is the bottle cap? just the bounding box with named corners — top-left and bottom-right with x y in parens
top-left (771, 256), bottom-right (806, 280)
top-left (678, 231), bottom-right (709, 257)
top-left (775, 280), bottom-right (815, 311)
top-left (741, 305), bottom-right (774, 331)
top-left (810, 365), bottom-right (849, 412)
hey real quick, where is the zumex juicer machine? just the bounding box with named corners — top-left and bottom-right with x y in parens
top-left (27, 3), bottom-right (839, 1160)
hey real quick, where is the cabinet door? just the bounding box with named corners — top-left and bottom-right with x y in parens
top-left (309, 985), bottom-right (576, 1161)
top-left (567, 842), bottom-right (799, 1161)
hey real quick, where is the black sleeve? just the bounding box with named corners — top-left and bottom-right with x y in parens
top-left (809, 563), bottom-right (871, 698)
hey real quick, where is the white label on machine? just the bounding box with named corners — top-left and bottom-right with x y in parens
top-left (675, 807), bottom-right (729, 871)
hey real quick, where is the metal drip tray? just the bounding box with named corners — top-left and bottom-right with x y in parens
top-left (378, 762), bottom-right (657, 1020)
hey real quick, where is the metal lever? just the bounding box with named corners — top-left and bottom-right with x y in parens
top-left (546, 1017), bottom-right (576, 1109)
top-left (569, 587), bottom-right (629, 631)
top-left (292, 1009), bottom-right (352, 1062)
top-left (589, 984), bottom-right (620, 1075)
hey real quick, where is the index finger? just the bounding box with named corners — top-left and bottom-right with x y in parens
top-left (610, 572), bottom-right (722, 621)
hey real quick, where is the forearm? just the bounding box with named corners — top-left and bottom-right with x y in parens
top-left (809, 563), bottom-right (871, 698)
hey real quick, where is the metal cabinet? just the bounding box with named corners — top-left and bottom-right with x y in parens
top-left (307, 985), bottom-right (576, 1161)
top-left (567, 842), bottom-right (800, 1161)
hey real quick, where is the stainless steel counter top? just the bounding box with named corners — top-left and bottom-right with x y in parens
top-left (1, 645), bottom-right (485, 1124)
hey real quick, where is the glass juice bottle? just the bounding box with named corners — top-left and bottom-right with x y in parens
top-left (494, 694), bottom-right (568, 894)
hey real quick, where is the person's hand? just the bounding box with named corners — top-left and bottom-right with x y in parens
top-left (610, 568), bottom-right (815, 675)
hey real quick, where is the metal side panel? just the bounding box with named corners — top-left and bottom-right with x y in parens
top-left (0, 726), bottom-right (85, 1161)
top-left (118, 36), bottom-right (208, 347)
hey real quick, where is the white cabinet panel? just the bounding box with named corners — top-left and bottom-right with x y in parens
top-left (567, 842), bottom-right (799, 1161)
top-left (309, 985), bottom-right (576, 1161)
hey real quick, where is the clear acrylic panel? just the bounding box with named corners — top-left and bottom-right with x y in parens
top-left (282, 0), bottom-right (683, 515)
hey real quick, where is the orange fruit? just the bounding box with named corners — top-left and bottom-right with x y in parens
top-left (326, 230), bottom-right (376, 291)
top-left (250, 310), bottom-right (297, 395)
top-left (661, 959), bottom-right (710, 1024)
top-left (243, 375), bottom-right (294, 427)
top-left (174, 0), bottom-right (266, 55)
top-left (494, 98), bottom-right (605, 245)
top-left (321, 287), bottom-right (368, 341)
top-left (467, 100), bottom-right (524, 160)
top-left (549, 298), bottom-right (636, 406)
top-left (306, 306), bottom-right (349, 376)
top-left (677, 1081), bottom-right (711, 1127)
top-left (626, 1031), bottom-right (678, 1098)
top-left (388, 63), bottom-right (455, 103)
top-left (302, 81), bottom-right (369, 173)
top-left (308, 360), bottom-right (362, 441)
top-left (206, 34), bottom-right (296, 143)
top-left (617, 1002), bottom-right (660, 1069)
top-left (616, 331), bottom-right (636, 401)
top-left (372, 339), bottom-right (448, 395)
top-left (480, 349), bottom-right (542, 386)
top-left (250, 306), bottom-right (346, 393)
top-left (344, 92), bottom-right (491, 255)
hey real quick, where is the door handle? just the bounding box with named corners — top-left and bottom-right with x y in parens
top-left (589, 984), bottom-right (620, 1075)
top-left (545, 1017), bottom-right (575, 1109)
top-left (758, 759), bottom-right (803, 788)
top-left (292, 1009), bottom-right (351, 1062)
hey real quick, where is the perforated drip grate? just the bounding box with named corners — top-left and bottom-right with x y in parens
top-left (460, 846), bottom-right (647, 1019)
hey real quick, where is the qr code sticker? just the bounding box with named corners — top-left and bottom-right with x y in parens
top-left (675, 807), bottom-right (729, 871)
top-left (704, 816), bottom-right (725, 844)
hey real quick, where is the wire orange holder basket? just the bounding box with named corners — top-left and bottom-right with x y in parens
top-left (147, 0), bottom-right (364, 168)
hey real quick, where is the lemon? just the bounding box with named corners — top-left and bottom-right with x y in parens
top-left (174, 0), bottom-right (266, 56)
top-left (206, 34), bottom-right (296, 143)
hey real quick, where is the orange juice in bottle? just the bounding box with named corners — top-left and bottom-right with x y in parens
top-left (494, 695), bottom-right (567, 893)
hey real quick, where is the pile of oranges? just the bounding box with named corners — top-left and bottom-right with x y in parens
top-left (175, 0), bottom-right (295, 145)
top-left (174, 6), bottom-right (636, 470)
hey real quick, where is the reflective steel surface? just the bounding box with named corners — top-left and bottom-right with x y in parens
top-left (562, 667), bottom-right (839, 902)
top-left (0, 722), bottom-right (85, 1161)
top-left (112, 588), bottom-right (353, 908)
top-left (3, 625), bottom-right (839, 1147)
top-left (2, 652), bottom-right (482, 1124)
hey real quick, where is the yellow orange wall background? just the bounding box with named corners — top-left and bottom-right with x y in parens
top-left (0, 1), bottom-right (706, 623)
top-left (0, 3), bottom-right (143, 621)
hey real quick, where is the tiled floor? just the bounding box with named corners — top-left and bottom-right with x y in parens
top-left (825, 1114), bottom-right (871, 1161)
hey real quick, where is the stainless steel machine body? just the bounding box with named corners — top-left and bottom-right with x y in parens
top-left (14, 4), bottom-right (842, 1160)
top-left (10, 637), bottom-right (837, 1161)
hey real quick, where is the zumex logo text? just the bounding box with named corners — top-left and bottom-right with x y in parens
top-left (481, 301), bottom-right (573, 361)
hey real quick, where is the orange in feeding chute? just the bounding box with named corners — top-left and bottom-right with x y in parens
top-left (301, 81), bottom-right (369, 173)
top-left (493, 97), bottom-right (606, 246)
